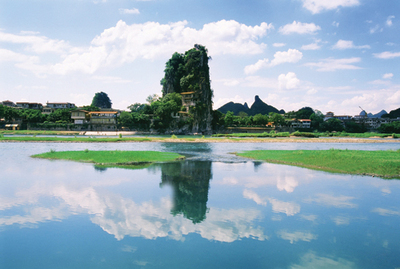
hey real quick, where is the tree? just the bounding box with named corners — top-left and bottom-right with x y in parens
top-left (269, 112), bottom-right (286, 127)
top-left (296, 107), bottom-right (314, 119)
top-left (47, 109), bottom-right (73, 123)
top-left (224, 111), bottom-right (234, 126)
top-left (128, 103), bottom-right (145, 112)
top-left (81, 105), bottom-right (100, 111)
top-left (146, 94), bottom-right (159, 104)
top-left (378, 121), bottom-right (400, 133)
top-left (118, 111), bottom-right (134, 127)
top-left (253, 113), bottom-right (268, 126)
top-left (320, 118), bottom-right (344, 132)
top-left (0, 105), bottom-right (4, 119)
top-left (345, 121), bottom-right (367, 133)
top-left (91, 92), bottom-right (112, 108)
top-left (161, 52), bottom-right (185, 95)
top-left (310, 110), bottom-right (324, 130)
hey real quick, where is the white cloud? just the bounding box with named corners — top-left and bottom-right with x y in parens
top-left (244, 58), bottom-right (270, 74)
top-left (243, 189), bottom-right (267, 206)
top-left (290, 251), bottom-right (356, 269)
top-left (13, 20), bottom-right (272, 76)
top-left (386, 16), bottom-right (395, 27)
top-left (373, 51), bottom-right (400, 59)
top-left (371, 208), bottom-right (400, 216)
top-left (273, 43), bottom-right (286, 47)
top-left (341, 89), bottom-right (400, 111)
top-left (278, 72), bottom-right (300, 90)
top-left (91, 75), bottom-right (132, 84)
top-left (276, 176), bottom-right (298, 192)
top-left (306, 194), bottom-right (358, 208)
top-left (279, 21), bottom-right (321, 35)
top-left (307, 88), bottom-right (318, 95)
top-left (301, 214), bottom-right (317, 222)
top-left (0, 48), bottom-right (37, 63)
top-left (370, 24), bottom-right (382, 34)
top-left (271, 49), bottom-right (303, 66)
top-left (332, 40), bottom-right (370, 50)
top-left (269, 198), bottom-right (301, 216)
top-left (243, 76), bottom-right (279, 88)
top-left (383, 73), bottom-right (393, 79)
top-left (302, 0), bottom-right (360, 14)
top-left (301, 42), bottom-right (321, 50)
top-left (244, 49), bottom-right (302, 74)
top-left (277, 230), bottom-right (317, 244)
top-left (332, 216), bottom-right (350, 225)
top-left (304, 57), bottom-right (362, 71)
top-left (0, 30), bottom-right (71, 54)
top-left (119, 8), bottom-right (140, 15)
top-left (0, 20), bottom-right (275, 77)
top-left (332, 21), bottom-right (340, 27)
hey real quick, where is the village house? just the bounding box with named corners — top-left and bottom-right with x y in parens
top-left (290, 119), bottom-right (311, 129)
top-left (324, 112), bottom-right (352, 121)
top-left (16, 102), bottom-right (43, 110)
top-left (1, 100), bottom-right (16, 107)
top-left (42, 102), bottom-right (76, 114)
top-left (70, 109), bottom-right (119, 131)
top-left (71, 110), bottom-right (89, 124)
top-left (181, 92), bottom-right (197, 111)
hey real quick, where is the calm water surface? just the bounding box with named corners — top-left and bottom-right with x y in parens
top-left (1, 142), bottom-right (400, 268)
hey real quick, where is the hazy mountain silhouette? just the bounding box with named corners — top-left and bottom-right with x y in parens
top-left (367, 110), bottom-right (387, 118)
top-left (217, 95), bottom-right (284, 115)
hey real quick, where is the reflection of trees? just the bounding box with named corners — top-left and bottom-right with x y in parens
top-left (159, 161), bottom-right (212, 224)
top-left (94, 166), bottom-right (107, 172)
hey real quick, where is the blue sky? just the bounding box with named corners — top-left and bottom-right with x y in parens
top-left (1, 0), bottom-right (399, 115)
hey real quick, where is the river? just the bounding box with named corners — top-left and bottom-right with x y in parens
top-left (1, 142), bottom-right (400, 268)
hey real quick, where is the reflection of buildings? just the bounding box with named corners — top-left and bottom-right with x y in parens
top-left (159, 161), bottom-right (212, 224)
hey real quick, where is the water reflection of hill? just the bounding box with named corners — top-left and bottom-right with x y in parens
top-left (159, 161), bottom-right (212, 224)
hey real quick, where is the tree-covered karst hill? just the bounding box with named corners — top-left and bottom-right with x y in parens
top-left (217, 95), bottom-right (284, 116)
top-left (161, 44), bottom-right (213, 134)
top-left (382, 108), bottom-right (400, 118)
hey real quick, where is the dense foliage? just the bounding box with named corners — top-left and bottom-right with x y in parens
top-left (382, 107), bottom-right (400, 118)
top-left (91, 92), bottom-right (112, 109)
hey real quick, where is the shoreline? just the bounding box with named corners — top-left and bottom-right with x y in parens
top-left (1, 137), bottom-right (399, 143)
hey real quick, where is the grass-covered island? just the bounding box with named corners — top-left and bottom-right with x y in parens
top-left (32, 150), bottom-right (184, 168)
top-left (236, 149), bottom-right (400, 179)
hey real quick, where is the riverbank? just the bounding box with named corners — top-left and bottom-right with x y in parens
top-left (236, 149), bottom-right (400, 178)
top-left (1, 136), bottom-right (400, 143)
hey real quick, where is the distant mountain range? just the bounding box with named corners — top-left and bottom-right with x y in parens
top-left (217, 95), bottom-right (285, 116)
top-left (367, 110), bottom-right (387, 118)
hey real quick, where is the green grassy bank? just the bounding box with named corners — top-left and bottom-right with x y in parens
top-left (32, 150), bottom-right (184, 168)
top-left (0, 136), bottom-right (152, 142)
top-left (236, 149), bottom-right (400, 179)
top-left (213, 131), bottom-right (399, 138)
top-left (0, 130), bottom-right (80, 135)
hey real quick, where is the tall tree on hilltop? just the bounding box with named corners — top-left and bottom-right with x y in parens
top-left (91, 92), bottom-right (112, 109)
